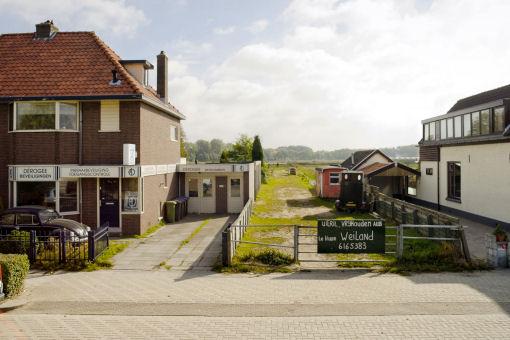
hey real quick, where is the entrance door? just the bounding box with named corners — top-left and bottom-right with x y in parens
top-left (215, 176), bottom-right (228, 214)
top-left (99, 178), bottom-right (119, 228)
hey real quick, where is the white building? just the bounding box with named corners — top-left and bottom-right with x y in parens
top-left (416, 84), bottom-right (510, 228)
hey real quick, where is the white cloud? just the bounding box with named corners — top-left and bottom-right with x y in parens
top-left (213, 26), bottom-right (236, 35)
top-left (171, 0), bottom-right (510, 149)
top-left (0, 0), bottom-right (147, 37)
top-left (247, 19), bottom-right (269, 34)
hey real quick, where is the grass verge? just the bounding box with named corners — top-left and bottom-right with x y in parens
top-left (135, 220), bottom-right (165, 239)
top-left (84, 241), bottom-right (130, 271)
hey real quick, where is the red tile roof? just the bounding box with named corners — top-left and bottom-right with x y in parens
top-left (0, 31), bottom-right (181, 117)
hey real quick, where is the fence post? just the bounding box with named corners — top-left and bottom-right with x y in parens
top-left (401, 206), bottom-right (407, 224)
top-left (458, 226), bottom-right (471, 263)
top-left (396, 225), bottom-right (403, 259)
top-left (427, 215), bottom-right (434, 237)
top-left (412, 209), bottom-right (419, 224)
top-left (59, 229), bottom-right (66, 264)
top-left (227, 226), bottom-right (232, 266)
top-left (88, 230), bottom-right (95, 262)
top-left (29, 230), bottom-right (36, 264)
top-left (391, 202), bottom-right (395, 221)
top-left (293, 226), bottom-right (299, 263)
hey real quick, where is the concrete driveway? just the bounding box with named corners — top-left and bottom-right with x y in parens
top-left (112, 214), bottom-right (235, 271)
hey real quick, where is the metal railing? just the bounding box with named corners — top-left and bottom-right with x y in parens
top-left (222, 198), bottom-right (253, 265)
top-left (222, 223), bottom-right (470, 266)
top-left (0, 226), bottom-right (109, 265)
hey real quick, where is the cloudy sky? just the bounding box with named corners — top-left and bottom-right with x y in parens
top-left (1, 0), bottom-right (510, 150)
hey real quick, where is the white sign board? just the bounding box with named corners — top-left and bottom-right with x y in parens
top-left (60, 166), bottom-right (120, 178)
top-left (234, 164), bottom-right (249, 172)
top-left (156, 164), bottom-right (168, 174)
top-left (178, 164), bottom-right (233, 173)
top-left (123, 144), bottom-right (137, 166)
top-left (15, 166), bottom-right (56, 181)
top-left (123, 166), bottom-right (140, 178)
top-left (141, 165), bottom-right (157, 177)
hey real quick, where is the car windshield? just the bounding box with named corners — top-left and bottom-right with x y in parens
top-left (39, 210), bottom-right (59, 223)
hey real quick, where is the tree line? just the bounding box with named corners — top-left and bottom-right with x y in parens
top-left (184, 136), bottom-right (417, 163)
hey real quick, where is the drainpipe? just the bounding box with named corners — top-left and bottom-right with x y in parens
top-left (436, 159), bottom-right (440, 211)
top-left (79, 103), bottom-right (83, 223)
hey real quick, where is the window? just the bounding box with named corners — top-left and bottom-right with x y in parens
top-left (494, 107), bottom-right (505, 133)
top-left (329, 173), bottom-right (340, 185)
top-left (447, 118), bottom-right (453, 138)
top-left (0, 214), bottom-right (15, 225)
top-left (170, 126), bottom-right (178, 141)
top-left (59, 179), bottom-right (78, 213)
top-left (17, 182), bottom-right (56, 209)
top-left (188, 178), bottom-right (198, 197)
top-left (447, 162), bottom-right (461, 201)
top-left (16, 102), bottom-right (55, 130)
top-left (471, 111), bottom-right (480, 135)
top-left (17, 214), bottom-right (38, 225)
top-left (230, 179), bottom-right (241, 197)
top-left (203, 178), bottom-right (213, 197)
top-left (425, 168), bottom-right (433, 175)
top-left (424, 124), bottom-right (429, 141)
top-left (15, 102), bottom-right (78, 131)
top-left (59, 102), bottom-right (78, 130)
top-left (454, 115), bottom-right (462, 138)
top-left (100, 100), bottom-right (120, 131)
top-left (435, 121), bottom-right (441, 140)
top-left (463, 114), bottom-right (471, 137)
top-left (122, 178), bottom-right (140, 212)
top-left (481, 109), bottom-right (490, 135)
top-left (429, 121), bottom-right (436, 140)
top-left (440, 119), bottom-right (447, 140)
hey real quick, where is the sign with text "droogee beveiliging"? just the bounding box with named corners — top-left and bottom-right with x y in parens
top-left (317, 219), bottom-right (386, 254)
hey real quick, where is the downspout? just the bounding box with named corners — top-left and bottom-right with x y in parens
top-left (79, 103), bottom-right (83, 223)
top-left (436, 159), bottom-right (440, 211)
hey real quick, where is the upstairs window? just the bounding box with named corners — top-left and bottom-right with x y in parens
top-left (480, 109), bottom-right (490, 135)
top-left (447, 118), bottom-right (453, 138)
top-left (429, 121), bottom-right (436, 140)
top-left (440, 119), bottom-right (446, 140)
top-left (170, 126), bottom-right (178, 141)
top-left (100, 100), bottom-right (120, 132)
top-left (463, 114), bottom-right (471, 137)
top-left (494, 107), bottom-right (505, 132)
top-left (471, 111), bottom-right (480, 135)
top-left (14, 102), bottom-right (78, 131)
top-left (454, 115), bottom-right (462, 138)
top-left (424, 123), bottom-right (429, 141)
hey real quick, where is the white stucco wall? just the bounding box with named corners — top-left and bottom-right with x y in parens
top-left (417, 142), bottom-right (510, 223)
top-left (357, 153), bottom-right (392, 169)
top-left (416, 161), bottom-right (438, 204)
top-left (439, 143), bottom-right (510, 223)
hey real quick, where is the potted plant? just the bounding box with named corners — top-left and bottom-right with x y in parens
top-left (493, 224), bottom-right (508, 243)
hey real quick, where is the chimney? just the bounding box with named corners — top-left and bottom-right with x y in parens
top-left (35, 20), bottom-right (58, 40)
top-left (157, 51), bottom-right (168, 103)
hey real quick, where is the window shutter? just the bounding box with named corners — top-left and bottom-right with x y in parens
top-left (100, 100), bottom-right (120, 131)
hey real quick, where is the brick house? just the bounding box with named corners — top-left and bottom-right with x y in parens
top-left (0, 21), bottom-right (185, 235)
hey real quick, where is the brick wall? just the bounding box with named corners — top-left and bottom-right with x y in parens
top-left (139, 103), bottom-right (181, 165)
top-left (139, 173), bottom-right (178, 234)
top-left (0, 104), bottom-right (9, 209)
top-left (81, 178), bottom-right (97, 228)
top-left (82, 101), bottom-right (140, 165)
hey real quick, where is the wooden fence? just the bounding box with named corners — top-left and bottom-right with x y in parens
top-left (367, 185), bottom-right (460, 226)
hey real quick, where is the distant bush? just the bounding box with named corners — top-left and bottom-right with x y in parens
top-left (0, 254), bottom-right (30, 298)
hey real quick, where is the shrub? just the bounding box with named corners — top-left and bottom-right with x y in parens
top-left (239, 248), bottom-right (293, 266)
top-left (0, 254), bottom-right (30, 298)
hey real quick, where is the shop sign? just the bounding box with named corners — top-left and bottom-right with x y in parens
top-left (123, 166), bottom-right (140, 178)
top-left (167, 164), bottom-right (177, 173)
top-left (317, 219), bottom-right (385, 254)
top-left (141, 165), bottom-right (157, 177)
top-left (156, 164), bottom-right (168, 174)
top-left (178, 164), bottom-right (233, 173)
top-left (60, 166), bottom-right (120, 178)
top-left (123, 191), bottom-right (139, 211)
top-left (234, 164), bottom-right (249, 172)
top-left (15, 166), bottom-right (56, 181)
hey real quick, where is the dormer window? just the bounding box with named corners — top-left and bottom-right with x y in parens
top-left (120, 60), bottom-right (154, 87)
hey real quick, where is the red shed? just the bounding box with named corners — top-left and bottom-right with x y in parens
top-left (315, 166), bottom-right (346, 198)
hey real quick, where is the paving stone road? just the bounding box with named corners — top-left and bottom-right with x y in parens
top-left (1, 269), bottom-right (510, 338)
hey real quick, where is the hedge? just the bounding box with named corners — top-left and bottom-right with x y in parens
top-left (0, 254), bottom-right (30, 298)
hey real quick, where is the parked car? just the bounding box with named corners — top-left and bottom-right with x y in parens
top-left (0, 206), bottom-right (91, 242)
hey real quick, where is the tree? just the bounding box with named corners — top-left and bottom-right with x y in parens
top-left (195, 140), bottom-right (211, 162)
top-left (252, 135), bottom-right (264, 163)
top-left (210, 139), bottom-right (225, 162)
top-left (219, 150), bottom-right (229, 163)
top-left (228, 134), bottom-right (253, 162)
top-left (180, 127), bottom-right (188, 158)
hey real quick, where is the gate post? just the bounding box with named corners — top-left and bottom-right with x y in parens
top-left (293, 226), bottom-right (299, 263)
top-left (87, 230), bottom-right (95, 262)
top-left (59, 229), bottom-right (67, 264)
top-left (29, 230), bottom-right (36, 264)
top-left (222, 224), bottom-right (232, 267)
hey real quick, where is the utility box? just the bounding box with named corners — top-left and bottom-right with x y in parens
top-left (336, 171), bottom-right (364, 212)
top-left (123, 144), bottom-right (137, 165)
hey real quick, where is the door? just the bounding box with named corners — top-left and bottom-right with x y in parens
top-left (99, 178), bottom-right (119, 228)
top-left (215, 176), bottom-right (228, 214)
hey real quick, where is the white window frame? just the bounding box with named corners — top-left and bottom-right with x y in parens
top-left (12, 101), bottom-right (79, 132)
top-left (230, 177), bottom-right (242, 198)
top-left (120, 177), bottom-right (143, 214)
top-left (170, 125), bottom-right (178, 141)
top-left (57, 178), bottom-right (80, 215)
top-left (329, 172), bottom-right (340, 185)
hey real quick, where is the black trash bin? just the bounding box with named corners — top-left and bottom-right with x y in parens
top-left (174, 198), bottom-right (182, 221)
top-left (177, 197), bottom-right (188, 218)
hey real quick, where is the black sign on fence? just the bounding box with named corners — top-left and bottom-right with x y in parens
top-left (317, 219), bottom-right (386, 254)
